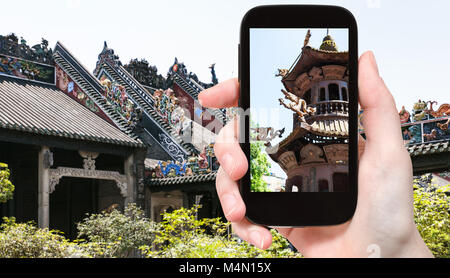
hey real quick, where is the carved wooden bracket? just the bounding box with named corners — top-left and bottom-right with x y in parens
top-left (323, 144), bottom-right (348, 165)
top-left (300, 144), bottom-right (325, 164)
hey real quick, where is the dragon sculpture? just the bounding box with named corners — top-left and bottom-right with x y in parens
top-left (278, 89), bottom-right (316, 122)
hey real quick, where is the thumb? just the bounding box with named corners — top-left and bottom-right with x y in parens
top-left (358, 51), bottom-right (404, 152)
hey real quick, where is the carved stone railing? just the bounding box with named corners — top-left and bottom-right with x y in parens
top-left (310, 100), bottom-right (348, 117)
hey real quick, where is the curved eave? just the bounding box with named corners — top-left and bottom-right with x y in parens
top-left (282, 46), bottom-right (349, 84)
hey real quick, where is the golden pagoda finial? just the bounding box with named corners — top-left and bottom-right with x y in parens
top-left (320, 29), bottom-right (338, 51)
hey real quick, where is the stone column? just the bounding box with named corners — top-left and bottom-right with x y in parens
top-left (124, 153), bottom-right (135, 206)
top-left (38, 146), bottom-right (52, 229)
top-left (134, 150), bottom-right (147, 212)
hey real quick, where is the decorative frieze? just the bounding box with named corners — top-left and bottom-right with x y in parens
top-left (148, 143), bottom-right (218, 178)
top-left (323, 144), bottom-right (348, 165)
top-left (98, 70), bottom-right (141, 127)
top-left (48, 167), bottom-right (128, 197)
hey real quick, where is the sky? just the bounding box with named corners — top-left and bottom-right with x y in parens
top-left (1, 0), bottom-right (448, 114)
top-left (250, 28), bottom-right (348, 179)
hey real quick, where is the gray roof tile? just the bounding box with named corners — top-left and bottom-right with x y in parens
top-left (0, 76), bottom-right (144, 147)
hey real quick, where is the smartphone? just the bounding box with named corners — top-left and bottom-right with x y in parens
top-left (238, 5), bottom-right (358, 226)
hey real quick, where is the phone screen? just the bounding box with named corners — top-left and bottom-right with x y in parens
top-left (249, 28), bottom-right (350, 193)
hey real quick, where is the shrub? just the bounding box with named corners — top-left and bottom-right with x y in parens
top-left (76, 203), bottom-right (156, 258)
top-left (139, 205), bottom-right (300, 258)
top-left (0, 217), bottom-right (86, 258)
top-left (413, 176), bottom-right (450, 258)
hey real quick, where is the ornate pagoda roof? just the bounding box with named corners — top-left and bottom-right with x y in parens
top-left (281, 30), bottom-right (348, 91)
top-left (282, 47), bottom-right (348, 83)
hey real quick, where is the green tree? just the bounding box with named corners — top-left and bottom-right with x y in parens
top-left (0, 163), bottom-right (14, 203)
top-left (413, 175), bottom-right (450, 257)
top-left (250, 141), bottom-right (271, 192)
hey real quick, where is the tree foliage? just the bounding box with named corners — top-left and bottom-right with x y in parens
top-left (0, 163), bottom-right (14, 203)
top-left (250, 141), bottom-right (271, 192)
top-left (413, 175), bottom-right (450, 258)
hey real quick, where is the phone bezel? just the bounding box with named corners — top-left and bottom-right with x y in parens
top-left (239, 5), bottom-right (358, 227)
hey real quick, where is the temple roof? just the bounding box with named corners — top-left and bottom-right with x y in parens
top-left (282, 46), bottom-right (348, 85)
top-left (53, 41), bottom-right (138, 137)
top-left (0, 76), bottom-right (143, 147)
top-left (95, 55), bottom-right (198, 156)
top-left (275, 119), bottom-right (348, 150)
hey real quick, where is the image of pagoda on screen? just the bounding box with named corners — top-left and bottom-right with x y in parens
top-left (250, 28), bottom-right (349, 192)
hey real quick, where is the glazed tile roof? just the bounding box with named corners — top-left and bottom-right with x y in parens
top-left (147, 172), bottom-right (217, 186)
top-left (0, 76), bottom-right (144, 147)
top-left (407, 141), bottom-right (450, 156)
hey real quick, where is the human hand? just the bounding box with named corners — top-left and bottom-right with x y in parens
top-left (198, 51), bottom-right (433, 258)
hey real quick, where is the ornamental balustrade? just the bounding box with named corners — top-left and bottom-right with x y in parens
top-left (309, 100), bottom-right (348, 117)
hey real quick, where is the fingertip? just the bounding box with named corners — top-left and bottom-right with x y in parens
top-left (197, 78), bottom-right (240, 108)
top-left (231, 219), bottom-right (273, 250)
top-left (249, 228), bottom-right (273, 250)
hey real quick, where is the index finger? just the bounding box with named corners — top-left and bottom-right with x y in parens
top-left (198, 78), bottom-right (239, 108)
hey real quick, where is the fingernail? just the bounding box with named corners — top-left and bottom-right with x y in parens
top-left (369, 51), bottom-right (379, 75)
top-left (250, 230), bottom-right (264, 249)
top-left (222, 153), bottom-right (235, 177)
top-left (222, 193), bottom-right (237, 218)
